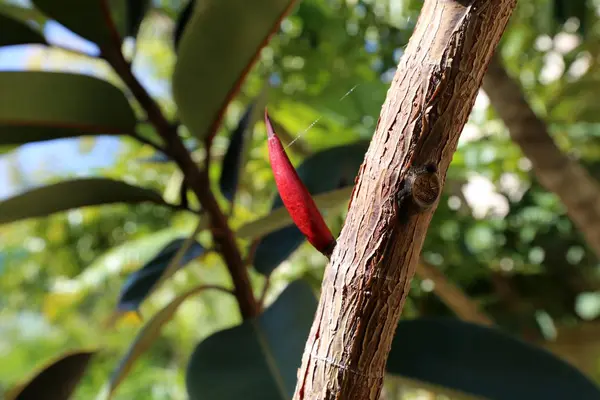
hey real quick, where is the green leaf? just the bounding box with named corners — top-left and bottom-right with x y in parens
top-left (219, 87), bottom-right (269, 202)
top-left (172, 0), bottom-right (297, 140)
top-left (254, 141), bottom-right (367, 275)
top-left (107, 285), bottom-right (229, 399)
top-left (117, 238), bottom-right (206, 312)
top-left (0, 14), bottom-right (46, 47)
top-left (0, 71), bottom-right (137, 146)
top-left (387, 318), bottom-right (600, 400)
top-left (237, 186), bottom-right (352, 240)
top-left (5, 350), bottom-right (95, 400)
top-left (173, 0), bottom-right (195, 51)
top-left (0, 4), bottom-right (49, 27)
top-left (0, 178), bottom-right (166, 225)
top-left (186, 280), bottom-right (316, 400)
top-left (31, 0), bottom-right (127, 48)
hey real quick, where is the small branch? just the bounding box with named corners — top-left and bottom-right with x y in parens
top-left (192, 284), bottom-right (236, 297)
top-left (258, 275), bottom-right (271, 310)
top-left (98, 0), bottom-right (124, 58)
top-left (483, 54), bottom-right (600, 259)
top-left (128, 132), bottom-right (170, 156)
top-left (244, 239), bottom-right (261, 267)
top-left (164, 200), bottom-right (199, 215)
top-left (100, 9), bottom-right (258, 319)
top-left (416, 262), bottom-right (492, 326)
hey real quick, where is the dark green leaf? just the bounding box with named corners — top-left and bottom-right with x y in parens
top-left (254, 141), bottom-right (367, 275)
top-left (5, 350), bottom-right (95, 400)
top-left (172, 0), bottom-right (296, 140)
top-left (255, 226), bottom-right (305, 274)
top-left (109, 284), bottom-right (226, 397)
top-left (0, 178), bottom-right (166, 225)
top-left (173, 0), bottom-right (195, 51)
top-left (219, 88), bottom-right (267, 202)
top-left (0, 71), bottom-right (136, 146)
top-left (0, 14), bottom-right (46, 47)
top-left (186, 280), bottom-right (316, 400)
top-left (117, 238), bottom-right (205, 311)
top-left (387, 318), bottom-right (600, 400)
top-left (219, 103), bottom-right (253, 202)
top-left (31, 0), bottom-right (127, 48)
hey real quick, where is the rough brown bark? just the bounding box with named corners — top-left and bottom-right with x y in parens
top-left (292, 1), bottom-right (517, 399)
top-left (483, 55), bottom-right (600, 259)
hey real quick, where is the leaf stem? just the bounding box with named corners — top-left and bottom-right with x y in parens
top-left (129, 132), bottom-right (170, 156)
top-left (258, 275), bottom-right (271, 310)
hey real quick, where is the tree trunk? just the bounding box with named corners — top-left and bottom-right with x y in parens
top-left (292, 1), bottom-right (517, 399)
top-left (483, 55), bottom-right (600, 259)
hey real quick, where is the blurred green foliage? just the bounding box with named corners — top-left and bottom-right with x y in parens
top-left (0, 0), bottom-right (600, 399)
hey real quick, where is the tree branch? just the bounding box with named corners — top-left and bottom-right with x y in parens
top-left (415, 262), bottom-right (493, 326)
top-left (483, 54), bottom-right (600, 259)
top-left (292, 1), bottom-right (517, 399)
top-left (99, 7), bottom-right (257, 319)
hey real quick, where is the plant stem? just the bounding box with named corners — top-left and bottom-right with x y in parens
top-left (101, 40), bottom-right (258, 319)
top-left (129, 131), bottom-right (170, 155)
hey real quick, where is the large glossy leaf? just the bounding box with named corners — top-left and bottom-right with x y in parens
top-left (254, 141), bottom-right (367, 274)
top-left (0, 71), bottom-right (136, 146)
top-left (237, 186), bottom-right (353, 240)
top-left (219, 89), bottom-right (267, 202)
top-left (0, 14), bottom-right (46, 47)
top-left (0, 178), bottom-right (165, 225)
top-left (108, 284), bottom-right (229, 398)
top-left (186, 280), bottom-right (316, 400)
top-left (31, 0), bottom-right (127, 48)
top-left (172, 0), bottom-right (296, 141)
top-left (5, 350), bottom-right (95, 400)
top-left (387, 318), bottom-right (600, 400)
top-left (117, 238), bottom-right (206, 312)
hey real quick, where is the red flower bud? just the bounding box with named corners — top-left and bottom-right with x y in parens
top-left (264, 110), bottom-right (336, 257)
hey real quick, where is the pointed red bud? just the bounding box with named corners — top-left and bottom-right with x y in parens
top-left (264, 109), bottom-right (336, 257)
